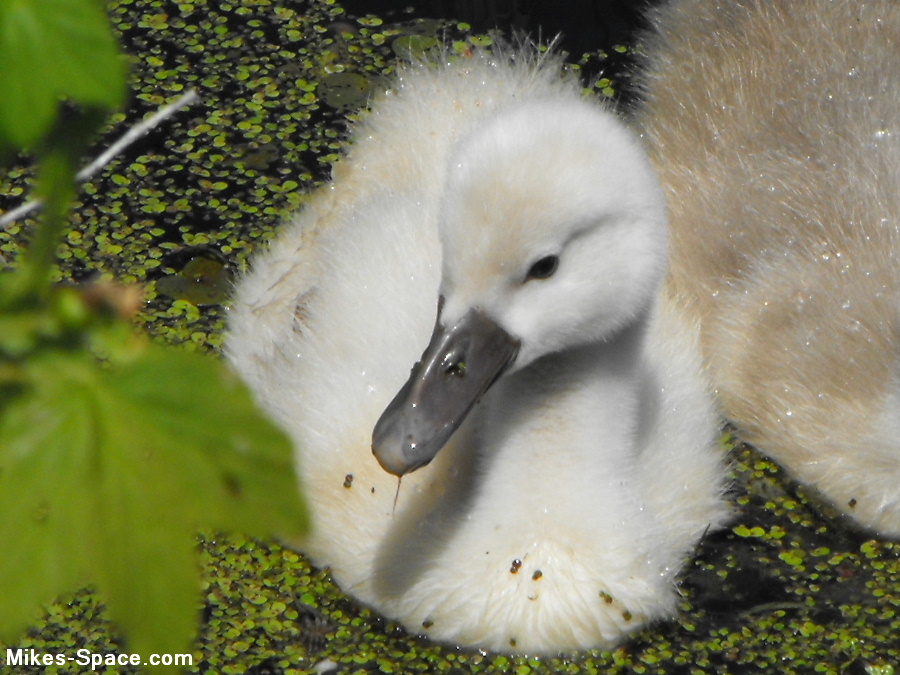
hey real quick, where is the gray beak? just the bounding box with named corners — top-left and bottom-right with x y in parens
top-left (372, 305), bottom-right (520, 476)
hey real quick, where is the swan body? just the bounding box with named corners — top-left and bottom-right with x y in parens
top-left (638, 0), bottom-right (900, 536)
top-left (226, 0), bottom-right (899, 653)
top-left (226, 49), bottom-right (727, 652)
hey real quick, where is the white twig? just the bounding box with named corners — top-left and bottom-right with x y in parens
top-left (0, 89), bottom-right (201, 230)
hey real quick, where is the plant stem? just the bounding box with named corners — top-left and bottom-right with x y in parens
top-left (6, 106), bottom-right (106, 303)
top-left (14, 150), bottom-right (77, 300)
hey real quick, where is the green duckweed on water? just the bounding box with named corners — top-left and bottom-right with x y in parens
top-left (0, 0), bottom-right (898, 673)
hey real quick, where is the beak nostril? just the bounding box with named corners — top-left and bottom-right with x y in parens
top-left (445, 360), bottom-right (467, 377)
top-left (372, 307), bottom-right (518, 476)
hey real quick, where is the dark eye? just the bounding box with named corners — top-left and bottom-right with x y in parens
top-left (525, 255), bottom-right (559, 281)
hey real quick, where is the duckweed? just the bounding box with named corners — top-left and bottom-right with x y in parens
top-left (1, 0), bottom-right (898, 673)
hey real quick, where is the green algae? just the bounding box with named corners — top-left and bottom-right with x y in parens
top-left (0, 1), bottom-right (898, 674)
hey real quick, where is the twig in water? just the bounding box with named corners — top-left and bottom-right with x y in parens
top-left (0, 89), bottom-right (201, 230)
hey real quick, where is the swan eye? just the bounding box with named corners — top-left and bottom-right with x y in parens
top-left (525, 255), bottom-right (559, 282)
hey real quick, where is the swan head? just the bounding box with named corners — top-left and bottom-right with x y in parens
top-left (373, 98), bottom-right (667, 475)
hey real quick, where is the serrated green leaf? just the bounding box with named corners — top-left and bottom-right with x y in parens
top-left (0, 344), bottom-right (305, 670)
top-left (0, 0), bottom-right (127, 148)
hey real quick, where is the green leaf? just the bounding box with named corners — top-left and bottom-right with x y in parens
top-left (0, 0), bottom-right (127, 148)
top-left (103, 344), bottom-right (307, 537)
top-left (0, 370), bottom-right (97, 635)
top-left (0, 345), bottom-right (305, 669)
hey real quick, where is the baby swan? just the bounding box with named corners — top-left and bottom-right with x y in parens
top-left (226, 49), bottom-right (727, 652)
top-left (638, 0), bottom-right (900, 536)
